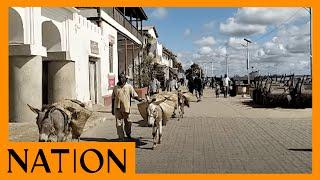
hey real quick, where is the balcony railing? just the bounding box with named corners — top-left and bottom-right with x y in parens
top-left (102, 8), bottom-right (143, 42)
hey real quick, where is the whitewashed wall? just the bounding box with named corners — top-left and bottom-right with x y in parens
top-left (101, 22), bottom-right (118, 96)
top-left (148, 28), bottom-right (157, 39)
top-left (70, 13), bottom-right (106, 102)
top-left (11, 7), bottom-right (117, 104)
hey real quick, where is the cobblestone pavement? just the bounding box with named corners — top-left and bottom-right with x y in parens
top-left (9, 104), bottom-right (114, 142)
top-left (81, 89), bottom-right (312, 174)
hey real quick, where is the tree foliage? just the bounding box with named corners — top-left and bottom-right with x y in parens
top-left (185, 63), bottom-right (203, 80)
top-left (134, 35), bottom-right (157, 88)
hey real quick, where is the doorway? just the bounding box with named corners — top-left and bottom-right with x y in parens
top-left (42, 61), bottom-right (49, 105)
top-left (89, 58), bottom-right (98, 104)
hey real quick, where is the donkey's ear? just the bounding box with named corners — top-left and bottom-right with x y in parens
top-left (27, 104), bottom-right (40, 114)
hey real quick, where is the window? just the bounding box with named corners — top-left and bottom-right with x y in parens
top-left (109, 43), bottom-right (113, 73)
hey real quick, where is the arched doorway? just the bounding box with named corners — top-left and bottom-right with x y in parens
top-left (42, 21), bottom-right (62, 52)
top-left (42, 21), bottom-right (61, 105)
top-left (9, 8), bottom-right (24, 44)
top-left (41, 21), bottom-right (75, 105)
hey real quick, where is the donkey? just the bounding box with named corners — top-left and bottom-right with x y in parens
top-left (146, 96), bottom-right (163, 149)
top-left (28, 104), bottom-right (72, 142)
top-left (177, 91), bottom-right (190, 120)
top-left (27, 99), bottom-right (88, 142)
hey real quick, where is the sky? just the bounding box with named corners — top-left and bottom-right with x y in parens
top-left (144, 7), bottom-right (311, 76)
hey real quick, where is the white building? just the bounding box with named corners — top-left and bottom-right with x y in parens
top-left (77, 7), bottom-right (147, 105)
top-left (8, 7), bottom-right (147, 123)
top-left (162, 46), bottom-right (175, 68)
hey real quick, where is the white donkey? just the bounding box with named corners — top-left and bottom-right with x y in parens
top-left (146, 96), bottom-right (163, 149)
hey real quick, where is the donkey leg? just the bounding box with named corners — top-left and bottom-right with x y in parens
top-left (177, 108), bottom-right (180, 121)
top-left (158, 122), bottom-right (162, 144)
top-left (181, 106), bottom-right (184, 118)
top-left (152, 125), bottom-right (157, 149)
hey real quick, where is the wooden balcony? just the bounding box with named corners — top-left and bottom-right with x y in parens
top-left (102, 8), bottom-right (144, 42)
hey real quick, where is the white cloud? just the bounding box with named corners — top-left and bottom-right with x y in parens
top-left (198, 46), bottom-right (213, 55)
top-left (194, 36), bottom-right (216, 46)
top-left (219, 7), bottom-right (308, 37)
top-left (286, 35), bottom-right (310, 53)
top-left (277, 23), bottom-right (310, 54)
top-left (150, 8), bottom-right (168, 19)
top-left (184, 28), bottom-right (191, 36)
top-left (262, 41), bottom-right (286, 55)
top-left (227, 37), bottom-right (247, 49)
top-left (220, 17), bottom-right (266, 36)
top-left (235, 7), bottom-right (307, 25)
top-left (181, 8), bottom-right (310, 76)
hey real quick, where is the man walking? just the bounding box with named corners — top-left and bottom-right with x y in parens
top-left (194, 76), bottom-right (203, 101)
top-left (222, 74), bottom-right (231, 98)
top-left (112, 73), bottom-right (142, 141)
top-left (187, 77), bottom-right (194, 94)
top-left (167, 76), bottom-right (178, 92)
top-left (148, 76), bottom-right (160, 96)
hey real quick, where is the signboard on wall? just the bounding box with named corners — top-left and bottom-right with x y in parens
top-left (108, 74), bottom-right (115, 88)
top-left (90, 40), bottom-right (99, 55)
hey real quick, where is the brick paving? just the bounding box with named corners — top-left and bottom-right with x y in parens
top-left (9, 89), bottom-right (311, 173)
top-left (81, 89), bottom-right (312, 173)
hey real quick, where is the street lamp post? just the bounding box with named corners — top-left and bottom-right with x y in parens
top-left (225, 54), bottom-right (229, 77)
top-left (211, 61), bottom-right (214, 77)
top-left (244, 38), bottom-right (252, 85)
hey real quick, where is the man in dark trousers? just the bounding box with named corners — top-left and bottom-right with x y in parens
top-left (194, 76), bottom-right (203, 101)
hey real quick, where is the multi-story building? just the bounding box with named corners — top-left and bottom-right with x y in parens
top-left (8, 7), bottom-right (147, 123)
top-left (78, 7), bottom-right (147, 105)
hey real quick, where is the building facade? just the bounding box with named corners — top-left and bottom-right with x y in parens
top-left (9, 7), bottom-right (146, 123)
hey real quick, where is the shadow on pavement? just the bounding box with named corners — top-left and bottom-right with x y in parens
top-left (80, 137), bottom-right (149, 148)
top-left (80, 137), bottom-right (122, 142)
top-left (96, 110), bottom-right (111, 113)
top-left (241, 100), bottom-right (271, 108)
top-left (242, 100), bottom-right (310, 109)
top-left (132, 119), bottom-right (149, 127)
top-left (288, 148), bottom-right (312, 152)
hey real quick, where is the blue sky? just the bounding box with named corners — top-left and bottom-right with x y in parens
top-left (144, 8), bottom-right (236, 52)
top-left (143, 8), bottom-right (311, 76)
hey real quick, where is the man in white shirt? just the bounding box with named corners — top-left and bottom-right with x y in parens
top-left (148, 76), bottom-right (161, 96)
top-left (167, 77), bottom-right (178, 92)
top-left (112, 73), bottom-right (142, 140)
top-left (222, 74), bottom-right (231, 98)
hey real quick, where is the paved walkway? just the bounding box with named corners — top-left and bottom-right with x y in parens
top-left (81, 89), bottom-right (312, 173)
top-left (9, 104), bottom-right (113, 142)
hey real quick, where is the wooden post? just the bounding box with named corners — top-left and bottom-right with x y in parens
top-left (123, 8), bottom-right (126, 28)
top-left (132, 43), bottom-right (135, 86)
top-left (136, 18), bottom-right (139, 30)
top-left (130, 13), bottom-right (132, 32)
top-left (140, 19), bottom-right (143, 36)
top-left (125, 38), bottom-right (128, 75)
